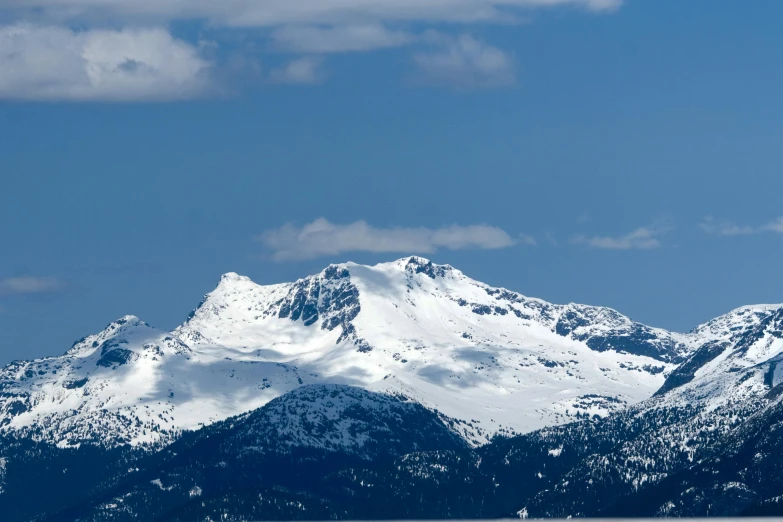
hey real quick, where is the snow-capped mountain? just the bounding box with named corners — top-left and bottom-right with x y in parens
top-left (64, 303), bottom-right (783, 521)
top-left (4, 270), bottom-right (783, 521)
top-left (0, 316), bottom-right (311, 447)
top-left (511, 303), bottom-right (783, 517)
top-left (263, 303), bottom-right (783, 520)
top-left (656, 304), bottom-right (783, 400)
top-left (175, 256), bottom-right (694, 442)
top-left (0, 256), bottom-right (696, 447)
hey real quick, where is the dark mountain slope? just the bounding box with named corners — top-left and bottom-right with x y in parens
top-left (52, 385), bottom-right (467, 521)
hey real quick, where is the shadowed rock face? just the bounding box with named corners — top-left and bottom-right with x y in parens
top-left (276, 266), bottom-right (358, 328)
top-left (273, 266), bottom-right (370, 352)
top-left (654, 340), bottom-right (729, 396)
top-left (96, 348), bottom-right (136, 368)
top-left (405, 256), bottom-right (450, 279)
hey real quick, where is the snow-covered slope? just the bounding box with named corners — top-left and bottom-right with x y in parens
top-left (39, 306), bottom-right (783, 522)
top-left (0, 317), bottom-right (311, 447)
top-left (656, 304), bottom-right (783, 403)
top-left (177, 256), bottom-right (692, 443)
top-left (0, 256), bottom-right (699, 447)
top-left (306, 305), bottom-right (783, 519)
top-left (517, 304), bottom-right (783, 518)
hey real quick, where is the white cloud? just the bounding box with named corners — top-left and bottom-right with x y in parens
top-left (413, 33), bottom-right (516, 88)
top-left (0, 25), bottom-right (213, 101)
top-left (257, 218), bottom-right (521, 261)
top-left (0, 0), bottom-right (622, 99)
top-left (699, 216), bottom-right (756, 237)
top-left (761, 217), bottom-right (783, 234)
top-left (518, 234), bottom-right (538, 246)
top-left (0, 276), bottom-right (64, 295)
top-left (698, 216), bottom-right (783, 237)
top-left (269, 56), bottom-right (324, 84)
top-left (271, 24), bottom-right (415, 54)
top-left (571, 227), bottom-right (665, 250)
top-left (3, 1), bottom-right (623, 28)
top-left (269, 28), bottom-right (517, 88)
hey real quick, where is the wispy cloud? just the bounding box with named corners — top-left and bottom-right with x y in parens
top-left (699, 217), bottom-right (756, 236)
top-left (413, 33), bottom-right (516, 88)
top-left (571, 226), bottom-right (667, 250)
top-left (0, 25), bottom-right (213, 101)
top-left (0, 276), bottom-right (64, 295)
top-left (761, 217), bottom-right (783, 234)
top-left (517, 234), bottom-right (537, 246)
top-left (699, 216), bottom-right (783, 236)
top-left (3, 1), bottom-right (623, 28)
top-left (257, 218), bottom-right (523, 261)
top-left (271, 24), bottom-right (415, 54)
top-left (269, 56), bottom-right (325, 84)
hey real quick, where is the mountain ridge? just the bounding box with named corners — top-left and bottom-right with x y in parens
top-left (0, 256), bottom-right (775, 449)
top-left (2, 259), bottom-right (783, 519)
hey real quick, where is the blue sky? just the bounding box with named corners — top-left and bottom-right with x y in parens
top-left (1, 0), bottom-right (783, 364)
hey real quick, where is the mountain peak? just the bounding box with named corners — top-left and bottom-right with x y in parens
top-left (404, 255), bottom-right (432, 264)
top-left (218, 272), bottom-right (252, 285)
top-left (115, 314), bottom-right (142, 324)
top-left (102, 315), bottom-right (149, 334)
top-left (396, 255), bottom-right (455, 279)
top-left (205, 271), bottom-right (261, 298)
top-left (690, 302), bottom-right (783, 339)
top-left (319, 263), bottom-right (352, 281)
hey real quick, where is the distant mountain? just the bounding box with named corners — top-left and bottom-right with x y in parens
top-left (317, 304), bottom-right (783, 519)
top-left (0, 256), bottom-right (694, 447)
top-left (48, 304), bottom-right (783, 520)
top-left (0, 315), bottom-right (309, 448)
top-left (0, 269), bottom-right (782, 520)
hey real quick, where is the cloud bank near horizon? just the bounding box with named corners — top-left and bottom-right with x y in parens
top-left (0, 276), bottom-right (65, 295)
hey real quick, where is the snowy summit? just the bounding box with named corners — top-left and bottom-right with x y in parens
top-left (0, 256), bottom-right (763, 448)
